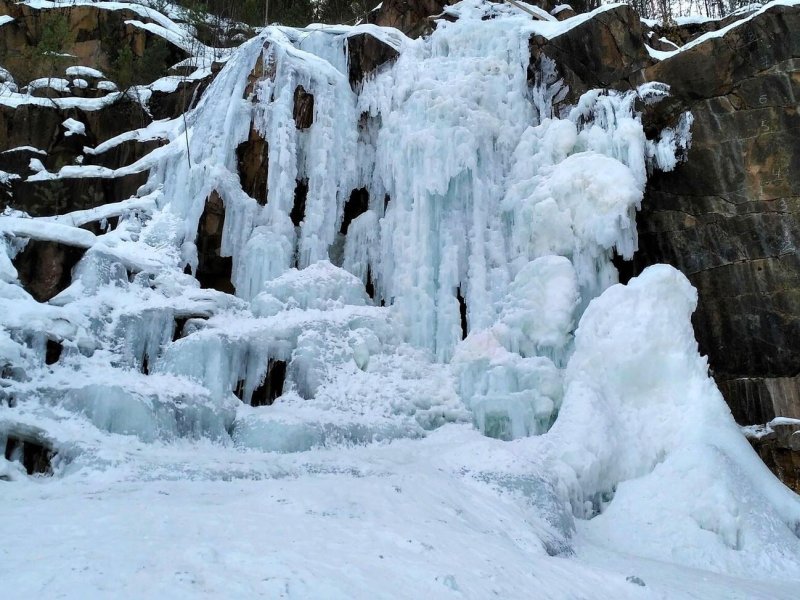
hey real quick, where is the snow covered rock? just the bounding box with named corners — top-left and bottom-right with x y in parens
top-left (551, 4), bottom-right (577, 20)
top-left (528, 4), bottom-right (653, 111)
top-left (62, 118), bottom-right (86, 137)
top-left (647, 5), bottom-right (763, 46)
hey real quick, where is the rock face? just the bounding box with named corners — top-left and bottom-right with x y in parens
top-left (236, 128), bottom-right (269, 206)
top-left (529, 5), bottom-right (652, 109)
top-left (10, 174), bottom-right (148, 218)
top-left (293, 85), bottom-right (315, 129)
top-left (0, 0), bottom-right (209, 219)
top-left (195, 191), bottom-right (233, 294)
top-left (367, 0), bottom-right (563, 38)
top-left (748, 421), bottom-right (800, 493)
top-left (0, 0), bottom-right (186, 84)
top-left (346, 33), bottom-right (400, 87)
top-left (367, 0), bottom-right (454, 38)
top-left (13, 240), bottom-right (85, 302)
top-left (1, 1), bottom-right (798, 490)
top-left (234, 31), bottom-right (400, 209)
top-left (635, 4), bottom-right (800, 426)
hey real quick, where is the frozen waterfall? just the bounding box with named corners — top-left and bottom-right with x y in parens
top-left (1, 1), bottom-right (800, 593)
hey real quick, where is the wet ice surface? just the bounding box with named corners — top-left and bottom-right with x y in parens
top-left (1, 1), bottom-right (799, 597)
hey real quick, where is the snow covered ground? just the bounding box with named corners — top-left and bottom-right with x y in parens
top-left (1, 1), bottom-right (799, 598)
top-left (3, 429), bottom-right (798, 599)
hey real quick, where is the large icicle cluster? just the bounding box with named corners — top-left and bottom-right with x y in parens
top-left (1, 0), bottom-right (800, 588)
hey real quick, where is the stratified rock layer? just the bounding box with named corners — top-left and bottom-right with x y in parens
top-left (0, 0), bottom-right (210, 217)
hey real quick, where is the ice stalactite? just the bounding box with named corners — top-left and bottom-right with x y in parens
top-left (252, 33), bottom-right (359, 274)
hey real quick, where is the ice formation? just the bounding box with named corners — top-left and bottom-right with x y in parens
top-left (1, 1), bottom-right (800, 597)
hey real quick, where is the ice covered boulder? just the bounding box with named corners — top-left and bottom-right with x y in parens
top-left (258, 261), bottom-right (370, 312)
top-left (453, 328), bottom-right (563, 440)
top-left (495, 256), bottom-right (579, 364)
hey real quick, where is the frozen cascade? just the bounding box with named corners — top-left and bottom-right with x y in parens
top-left (2, 1), bottom-right (800, 589)
top-left (0, 0), bottom-right (741, 454)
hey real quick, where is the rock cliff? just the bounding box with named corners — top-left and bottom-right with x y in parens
top-left (638, 4), bottom-right (800, 429)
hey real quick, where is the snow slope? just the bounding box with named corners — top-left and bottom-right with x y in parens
top-left (1, 1), bottom-right (799, 597)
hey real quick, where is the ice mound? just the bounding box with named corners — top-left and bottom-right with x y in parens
top-left (255, 260), bottom-right (370, 313)
top-left (551, 265), bottom-right (800, 577)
